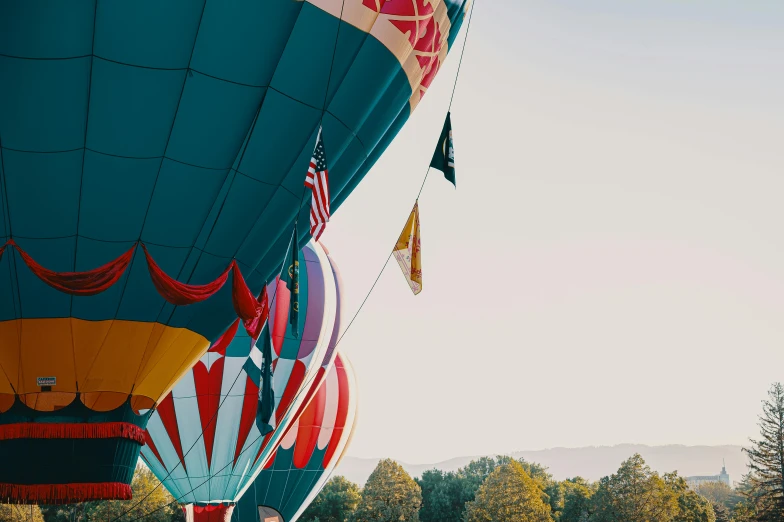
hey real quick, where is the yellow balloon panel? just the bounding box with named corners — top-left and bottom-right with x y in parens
top-left (0, 318), bottom-right (209, 410)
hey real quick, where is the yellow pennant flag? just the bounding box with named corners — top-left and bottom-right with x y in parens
top-left (393, 202), bottom-right (422, 295)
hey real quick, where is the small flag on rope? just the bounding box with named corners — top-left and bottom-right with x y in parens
top-left (281, 225), bottom-right (300, 338)
top-left (393, 202), bottom-right (422, 295)
top-left (242, 321), bottom-right (276, 435)
top-left (305, 127), bottom-right (330, 241)
top-left (430, 112), bottom-right (455, 187)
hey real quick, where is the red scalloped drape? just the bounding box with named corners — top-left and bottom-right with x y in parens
top-left (142, 244), bottom-right (232, 306)
top-left (0, 240), bottom-right (267, 335)
top-left (10, 240), bottom-right (136, 296)
top-left (231, 262), bottom-right (264, 322)
top-left (242, 284), bottom-right (269, 340)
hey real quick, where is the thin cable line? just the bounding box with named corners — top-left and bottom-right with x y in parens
top-left (68, 0), bottom-right (99, 395)
top-left (292, 0), bottom-right (349, 253)
top-left (448, 2), bottom-right (476, 110)
top-left (416, 0), bottom-right (476, 200)
top-left (0, 134), bottom-right (24, 393)
top-left (136, 3), bottom-right (207, 242)
top-left (320, 0), bottom-right (347, 123)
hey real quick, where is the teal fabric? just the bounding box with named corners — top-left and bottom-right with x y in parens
top-left (0, 0), bottom-right (469, 345)
top-left (0, 437), bottom-right (141, 486)
top-left (233, 445), bottom-right (329, 522)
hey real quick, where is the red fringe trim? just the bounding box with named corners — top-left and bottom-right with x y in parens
top-left (0, 482), bottom-right (131, 504)
top-left (0, 422), bottom-right (146, 444)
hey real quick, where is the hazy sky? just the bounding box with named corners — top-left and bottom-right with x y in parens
top-left (322, 0), bottom-right (784, 464)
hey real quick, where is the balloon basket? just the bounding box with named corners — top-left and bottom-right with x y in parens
top-left (0, 395), bottom-right (149, 504)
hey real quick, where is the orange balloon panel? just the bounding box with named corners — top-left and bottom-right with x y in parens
top-left (0, 318), bottom-right (208, 411)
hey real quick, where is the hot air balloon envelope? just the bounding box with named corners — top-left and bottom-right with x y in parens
top-left (142, 241), bottom-right (344, 522)
top-left (235, 352), bottom-right (358, 522)
top-left (0, 0), bottom-right (467, 503)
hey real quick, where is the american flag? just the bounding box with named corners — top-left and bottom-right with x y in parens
top-left (305, 127), bottom-right (330, 241)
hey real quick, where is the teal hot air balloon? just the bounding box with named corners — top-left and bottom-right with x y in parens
top-left (234, 352), bottom-right (358, 522)
top-left (0, 0), bottom-right (469, 504)
top-left (141, 241), bottom-right (344, 522)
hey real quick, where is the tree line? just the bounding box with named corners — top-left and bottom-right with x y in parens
top-left (299, 383), bottom-right (784, 522)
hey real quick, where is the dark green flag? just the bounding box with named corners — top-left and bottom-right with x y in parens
top-left (257, 321), bottom-right (275, 435)
top-left (281, 225), bottom-right (300, 338)
top-left (243, 320), bottom-right (275, 435)
top-left (430, 112), bottom-right (455, 187)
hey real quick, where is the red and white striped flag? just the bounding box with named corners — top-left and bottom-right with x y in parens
top-left (304, 127), bottom-right (330, 241)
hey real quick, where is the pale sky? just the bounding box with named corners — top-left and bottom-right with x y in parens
top-left (321, 0), bottom-right (784, 464)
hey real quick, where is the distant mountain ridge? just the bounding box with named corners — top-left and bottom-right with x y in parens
top-left (335, 444), bottom-right (748, 486)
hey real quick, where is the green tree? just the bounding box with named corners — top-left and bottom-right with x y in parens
top-left (695, 482), bottom-right (739, 510)
top-left (744, 382), bottom-right (784, 521)
top-left (709, 502), bottom-right (731, 522)
top-left (40, 467), bottom-right (181, 522)
top-left (457, 456), bottom-right (507, 499)
top-left (463, 461), bottom-right (551, 522)
top-left (591, 454), bottom-right (679, 522)
top-left (490, 456), bottom-right (558, 510)
top-left (417, 455), bottom-right (559, 522)
top-left (560, 477), bottom-right (595, 522)
top-left (459, 457), bottom-right (500, 482)
top-left (417, 469), bottom-right (465, 522)
top-left (517, 459), bottom-right (560, 517)
top-left (0, 504), bottom-right (45, 522)
top-left (352, 459), bottom-right (422, 522)
top-left (300, 476), bottom-right (361, 522)
top-left (417, 456), bottom-right (516, 522)
top-left (457, 456), bottom-right (510, 505)
top-left (41, 505), bottom-right (75, 522)
top-left (666, 474), bottom-right (715, 522)
top-left (43, 501), bottom-right (108, 522)
top-left (729, 500), bottom-right (758, 522)
top-left (87, 465), bottom-right (179, 522)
